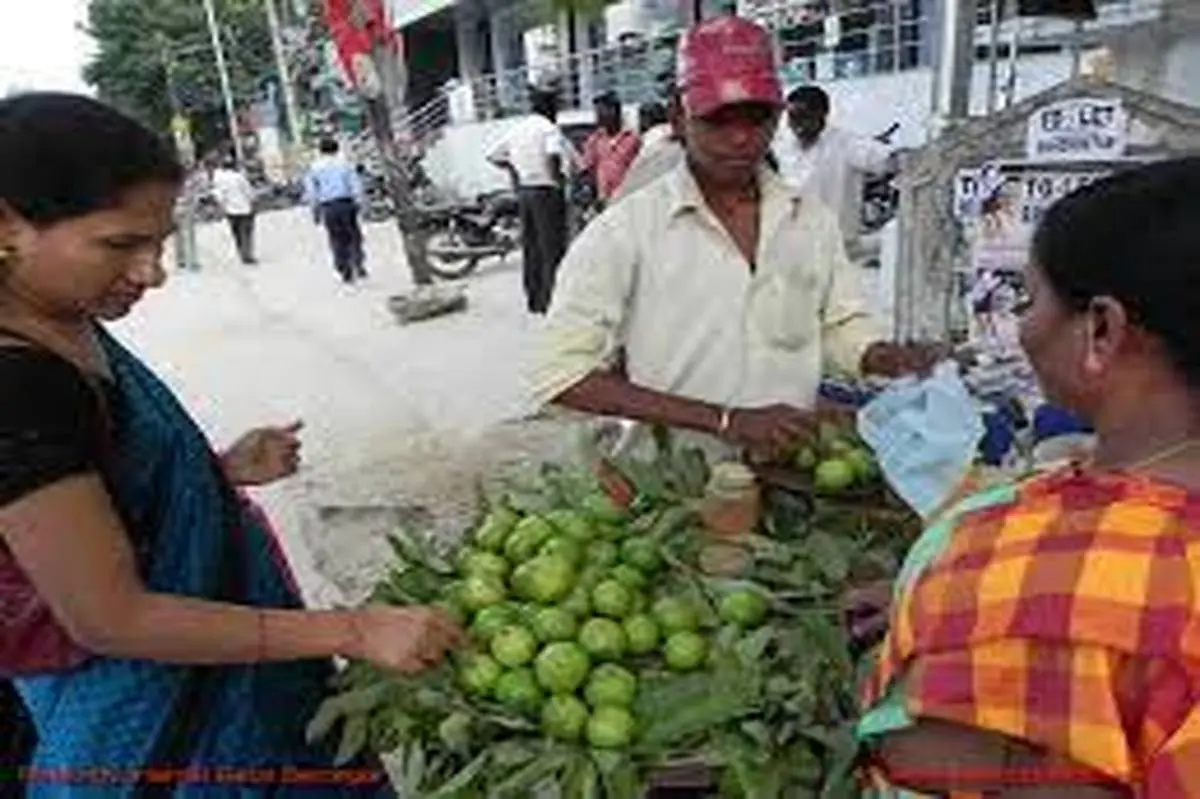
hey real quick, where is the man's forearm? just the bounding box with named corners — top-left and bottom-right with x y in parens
top-left (554, 372), bottom-right (723, 437)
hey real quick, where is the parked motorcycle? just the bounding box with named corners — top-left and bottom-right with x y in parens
top-left (420, 189), bottom-right (521, 280)
top-left (861, 122), bottom-right (901, 234)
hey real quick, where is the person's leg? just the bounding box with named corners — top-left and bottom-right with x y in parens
top-left (347, 207), bottom-right (367, 277)
top-left (226, 215), bottom-right (242, 260)
top-left (243, 213), bottom-right (257, 263)
top-left (323, 203), bottom-right (351, 282)
top-left (518, 189), bottom-right (542, 313)
top-left (528, 188), bottom-right (560, 314)
top-left (538, 188), bottom-right (569, 313)
top-left (234, 216), bottom-right (254, 264)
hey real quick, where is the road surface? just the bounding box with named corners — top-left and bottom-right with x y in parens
top-left (116, 208), bottom-right (579, 607)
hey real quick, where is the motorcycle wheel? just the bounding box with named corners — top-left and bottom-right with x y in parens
top-left (422, 229), bottom-right (484, 280)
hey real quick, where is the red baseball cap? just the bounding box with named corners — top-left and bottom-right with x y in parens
top-left (677, 17), bottom-right (783, 119)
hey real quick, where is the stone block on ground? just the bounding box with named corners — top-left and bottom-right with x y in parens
top-left (387, 286), bottom-right (468, 324)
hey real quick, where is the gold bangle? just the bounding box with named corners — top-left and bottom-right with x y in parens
top-left (717, 407), bottom-right (735, 438)
top-left (255, 610), bottom-right (267, 663)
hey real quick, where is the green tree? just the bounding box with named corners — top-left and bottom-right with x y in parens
top-left (83, 0), bottom-right (281, 146)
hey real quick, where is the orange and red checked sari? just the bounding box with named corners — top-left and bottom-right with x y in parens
top-left (859, 467), bottom-right (1200, 798)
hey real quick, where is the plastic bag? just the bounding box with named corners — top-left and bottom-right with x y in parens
top-left (856, 361), bottom-right (985, 520)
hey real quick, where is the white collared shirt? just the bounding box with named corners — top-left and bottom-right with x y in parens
top-left (486, 114), bottom-right (571, 188)
top-left (529, 160), bottom-right (881, 453)
top-left (775, 125), bottom-right (890, 240)
top-left (210, 167), bottom-right (255, 216)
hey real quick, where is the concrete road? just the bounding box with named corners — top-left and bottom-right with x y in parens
top-left (114, 208), bottom-right (578, 607)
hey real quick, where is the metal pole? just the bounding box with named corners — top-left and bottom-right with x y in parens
top-left (1069, 18), bottom-right (1084, 77)
top-left (986, 0), bottom-right (1003, 113)
top-left (930, 0), bottom-right (975, 133)
top-left (201, 0), bottom-right (246, 167)
top-left (263, 0), bottom-right (304, 149)
top-left (1004, 15), bottom-right (1021, 108)
top-left (157, 34), bottom-right (201, 272)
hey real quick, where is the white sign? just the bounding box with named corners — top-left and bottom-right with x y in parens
top-left (1025, 97), bottom-right (1128, 162)
top-left (966, 164), bottom-right (1114, 274)
top-left (952, 164), bottom-right (1003, 220)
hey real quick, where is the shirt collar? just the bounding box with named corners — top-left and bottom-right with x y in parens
top-left (666, 158), bottom-right (803, 219)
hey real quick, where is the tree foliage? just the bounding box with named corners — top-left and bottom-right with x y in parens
top-left (83, 0), bottom-right (281, 144)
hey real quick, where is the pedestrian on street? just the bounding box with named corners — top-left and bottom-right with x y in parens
top-left (487, 86), bottom-right (571, 315)
top-left (304, 137), bottom-right (368, 283)
top-left (580, 91), bottom-right (642, 213)
top-left (610, 84), bottom-right (683, 203)
top-left (775, 85), bottom-right (895, 260)
top-left (209, 156), bottom-right (258, 264)
top-left (531, 17), bottom-right (939, 463)
top-left (0, 93), bottom-right (462, 796)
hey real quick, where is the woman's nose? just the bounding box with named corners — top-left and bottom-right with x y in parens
top-left (128, 246), bottom-right (166, 288)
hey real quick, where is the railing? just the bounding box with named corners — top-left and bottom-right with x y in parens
top-left (412, 0), bottom-right (1175, 131)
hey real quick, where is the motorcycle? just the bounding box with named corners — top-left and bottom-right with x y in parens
top-left (419, 189), bottom-right (522, 280)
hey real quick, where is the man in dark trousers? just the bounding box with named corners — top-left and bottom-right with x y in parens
top-left (303, 137), bottom-right (367, 283)
top-left (486, 87), bottom-right (570, 315)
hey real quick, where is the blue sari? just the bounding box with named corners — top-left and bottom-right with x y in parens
top-left (14, 329), bottom-right (383, 797)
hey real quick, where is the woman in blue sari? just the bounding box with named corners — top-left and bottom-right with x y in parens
top-left (0, 94), bottom-right (462, 796)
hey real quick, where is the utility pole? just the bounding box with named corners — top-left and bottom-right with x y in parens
top-left (263, 0), bottom-right (304, 156)
top-left (929, 0), bottom-right (976, 134)
top-left (157, 33), bottom-right (201, 272)
top-left (201, 0), bottom-right (246, 167)
top-left (349, 0), bottom-right (435, 287)
top-left (986, 0), bottom-right (1004, 114)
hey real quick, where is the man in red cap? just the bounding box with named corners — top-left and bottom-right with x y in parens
top-left (529, 16), bottom-right (938, 462)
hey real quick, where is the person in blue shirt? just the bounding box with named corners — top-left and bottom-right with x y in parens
top-left (303, 137), bottom-right (367, 283)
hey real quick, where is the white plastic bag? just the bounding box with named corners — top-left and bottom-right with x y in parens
top-left (856, 361), bottom-right (986, 520)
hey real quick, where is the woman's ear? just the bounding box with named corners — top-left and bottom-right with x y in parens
top-left (0, 201), bottom-right (21, 256)
top-left (1082, 296), bottom-right (1128, 374)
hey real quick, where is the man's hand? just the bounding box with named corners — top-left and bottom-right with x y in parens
top-left (860, 341), bottom-right (951, 379)
top-left (724, 404), bottom-right (818, 463)
top-left (842, 579), bottom-right (893, 654)
top-left (222, 421), bottom-right (304, 487)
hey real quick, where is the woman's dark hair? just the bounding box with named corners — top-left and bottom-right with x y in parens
top-left (0, 92), bottom-right (183, 227)
top-left (1032, 156), bottom-right (1200, 383)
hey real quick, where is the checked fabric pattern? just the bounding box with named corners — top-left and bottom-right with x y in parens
top-left (863, 468), bottom-right (1200, 797)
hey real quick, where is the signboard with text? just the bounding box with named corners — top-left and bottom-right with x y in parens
top-left (958, 163), bottom-right (1114, 274)
top-left (1025, 97), bottom-right (1128, 162)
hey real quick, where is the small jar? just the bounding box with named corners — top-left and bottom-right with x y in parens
top-left (699, 462), bottom-right (761, 541)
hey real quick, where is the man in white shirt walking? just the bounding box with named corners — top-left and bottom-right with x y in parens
top-left (775, 85), bottom-right (894, 260)
top-left (487, 87), bottom-right (570, 315)
top-left (531, 17), bottom-right (938, 463)
top-left (209, 157), bottom-right (257, 265)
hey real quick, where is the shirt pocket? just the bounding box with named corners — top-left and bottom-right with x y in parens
top-left (752, 269), bottom-right (822, 351)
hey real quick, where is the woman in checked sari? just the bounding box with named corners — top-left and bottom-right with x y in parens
top-left (853, 156), bottom-right (1200, 798)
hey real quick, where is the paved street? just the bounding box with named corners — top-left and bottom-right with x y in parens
top-left (114, 208), bottom-right (578, 607)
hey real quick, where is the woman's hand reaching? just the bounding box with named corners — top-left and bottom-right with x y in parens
top-left (350, 606), bottom-right (465, 674)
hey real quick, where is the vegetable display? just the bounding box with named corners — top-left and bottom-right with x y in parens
top-left (308, 427), bottom-right (922, 797)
